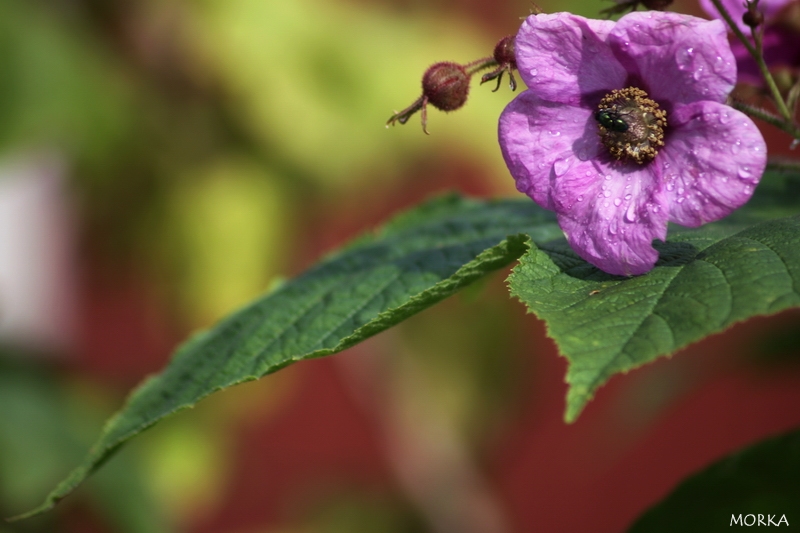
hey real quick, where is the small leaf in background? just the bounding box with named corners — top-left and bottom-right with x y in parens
top-left (509, 171), bottom-right (800, 422)
top-left (21, 195), bottom-right (561, 517)
top-left (627, 429), bottom-right (800, 532)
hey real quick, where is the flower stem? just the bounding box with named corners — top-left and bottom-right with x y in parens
top-left (709, 0), bottom-right (793, 121)
top-left (730, 99), bottom-right (800, 139)
top-left (766, 157), bottom-right (800, 173)
top-left (464, 57), bottom-right (497, 76)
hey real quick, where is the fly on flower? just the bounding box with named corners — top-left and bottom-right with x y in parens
top-left (499, 11), bottom-right (767, 276)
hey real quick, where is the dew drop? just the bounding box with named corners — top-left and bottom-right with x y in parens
top-left (529, 68), bottom-right (538, 77)
top-left (692, 65), bottom-right (705, 81)
top-left (604, 175), bottom-right (612, 181)
top-left (677, 186), bottom-right (685, 195)
top-left (614, 198), bottom-right (622, 206)
top-left (720, 111), bottom-right (731, 124)
top-left (553, 157), bottom-right (570, 176)
top-left (603, 190), bottom-right (611, 198)
top-left (744, 184), bottom-right (753, 194)
top-left (676, 196), bottom-right (685, 204)
top-left (549, 130), bottom-right (561, 136)
top-left (624, 202), bottom-right (637, 222)
top-left (738, 166), bottom-right (752, 179)
top-left (676, 47), bottom-right (695, 70)
top-left (666, 182), bottom-right (674, 191)
top-left (731, 140), bottom-right (741, 154)
top-left (652, 205), bottom-right (660, 213)
top-left (624, 194), bottom-right (632, 200)
top-left (577, 195), bottom-right (584, 202)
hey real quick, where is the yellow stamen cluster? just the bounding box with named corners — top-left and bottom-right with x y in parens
top-left (596, 87), bottom-right (667, 164)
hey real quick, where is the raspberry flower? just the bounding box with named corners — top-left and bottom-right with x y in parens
top-left (499, 11), bottom-right (767, 276)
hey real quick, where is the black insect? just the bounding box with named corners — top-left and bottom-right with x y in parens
top-left (594, 109), bottom-right (629, 133)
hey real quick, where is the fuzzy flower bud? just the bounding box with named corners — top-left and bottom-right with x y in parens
top-left (481, 35), bottom-right (518, 91)
top-left (387, 62), bottom-right (470, 134)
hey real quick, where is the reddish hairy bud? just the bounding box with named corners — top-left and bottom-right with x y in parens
top-left (492, 35), bottom-right (517, 70)
top-left (422, 62), bottom-right (470, 112)
top-left (743, 0), bottom-right (764, 29)
top-left (387, 61), bottom-right (471, 134)
top-left (481, 35), bottom-right (518, 92)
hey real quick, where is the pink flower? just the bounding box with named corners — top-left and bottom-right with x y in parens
top-left (499, 12), bottom-right (767, 276)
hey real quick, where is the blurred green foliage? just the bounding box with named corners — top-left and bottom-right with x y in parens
top-left (0, 0), bottom-right (526, 530)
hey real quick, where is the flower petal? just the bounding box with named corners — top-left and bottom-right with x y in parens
top-left (552, 160), bottom-right (669, 276)
top-left (499, 90), bottom-right (602, 210)
top-left (608, 12), bottom-right (736, 106)
top-left (515, 13), bottom-right (626, 106)
top-left (659, 101), bottom-right (766, 227)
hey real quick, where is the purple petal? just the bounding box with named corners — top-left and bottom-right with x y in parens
top-left (609, 12), bottom-right (736, 106)
top-left (552, 160), bottom-right (669, 276)
top-left (499, 91), bottom-right (602, 210)
top-left (659, 101), bottom-right (766, 227)
top-left (515, 13), bottom-right (625, 106)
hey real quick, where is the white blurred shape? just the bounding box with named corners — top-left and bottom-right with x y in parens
top-left (0, 153), bottom-right (76, 355)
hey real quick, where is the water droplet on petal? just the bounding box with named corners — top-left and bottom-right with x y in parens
top-left (731, 140), bottom-right (741, 154)
top-left (624, 202), bottom-right (637, 222)
top-left (553, 157), bottom-right (570, 176)
top-left (677, 196), bottom-right (685, 204)
top-left (548, 130), bottom-right (561, 136)
top-left (529, 68), bottom-right (538, 77)
top-left (577, 195), bottom-right (584, 202)
top-left (603, 190), bottom-right (611, 198)
top-left (692, 65), bottom-right (705, 81)
top-left (613, 198), bottom-right (622, 206)
top-left (720, 111), bottom-right (731, 124)
top-left (676, 47), bottom-right (695, 70)
top-left (677, 186), bottom-right (685, 195)
top-left (738, 166), bottom-right (752, 179)
top-left (604, 175), bottom-right (612, 181)
top-left (624, 194), bottom-right (632, 200)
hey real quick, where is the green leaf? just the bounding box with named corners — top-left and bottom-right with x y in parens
top-left (19, 194), bottom-right (561, 518)
top-left (509, 171), bottom-right (800, 422)
top-left (627, 428), bottom-right (800, 532)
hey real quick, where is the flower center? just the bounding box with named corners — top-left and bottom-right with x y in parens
top-left (595, 87), bottom-right (667, 164)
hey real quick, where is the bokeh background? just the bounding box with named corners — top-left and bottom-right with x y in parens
top-left (1, 0), bottom-right (799, 532)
